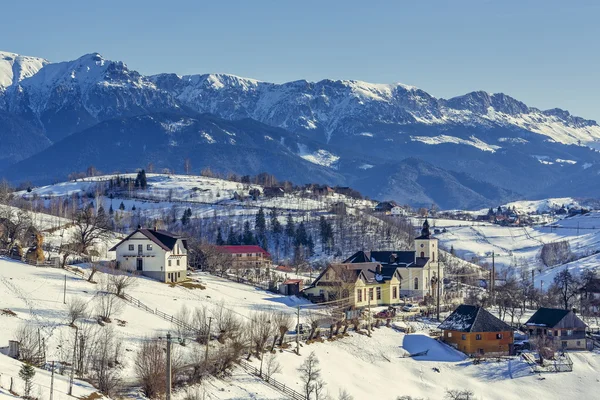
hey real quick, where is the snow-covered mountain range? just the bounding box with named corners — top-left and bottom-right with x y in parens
top-left (1, 50), bottom-right (600, 208)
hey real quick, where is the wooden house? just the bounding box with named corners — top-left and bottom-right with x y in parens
top-left (524, 308), bottom-right (587, 350)
top-left (439, 304), bottom-right (514, 357)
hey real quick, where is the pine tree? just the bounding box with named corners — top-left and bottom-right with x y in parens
top-left (227, 227), bottom-right (239, 245)
top-left (19, 363), bottom-right (35, 399)
top-left (97, 205), bottom-right (106, 219)
top-left (109, 204), bottom-right (114, 215)
top-left (132, 204), bottom-right (136, 211)
top-left (181, 208), bottom-right (192, 226)
top-left (285, 213), bottom-right (295, 238)
top-left (135, 169), bottom-right (148, 190)
top-left (295, 222), bottom-right (308, 248)
top-left (243, 221), bottom-right (256, 245)
top-left (255, 207), bottom-right (266, 236)
top-left (216, 226), bottom-right (225, 245)
top-left (307, 234), bottom-right (315, 257)
top-left (119, 201), bottom-right (125, 211)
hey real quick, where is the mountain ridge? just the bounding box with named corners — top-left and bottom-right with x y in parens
top-left (1, 50), bottom-right (600, 208)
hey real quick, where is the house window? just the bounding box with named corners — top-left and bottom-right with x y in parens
top-left (129, 244), bottom-right (134, 251)
top-left (562, 341), bottom-right (567, 348)
top-left (577, 341), bottom-right (581, 346)
top-left (168, 260), bottom-right (172, 267)
top-left (448, 332), bottom-right (453, 338)
top-left (414, 277), bottom-right (419, 290)
top-left (496, 333), bottom-right (503, 339)
top-left (178, 272), bottom-right (181, 278)
top-left (177, 259), bottom-right (180, 266)
top-left (326, 272), bottom-right (330, 280)
top-left (554, 330), bottom-right (559, 336)
top-left (392, 287), bottom-right (397, 299)
top-left (376, 287), bottom-right (381, 300)
top-left (476, 334), bottom-right (482, 340)
top-left (369, 288), bottom-right (374, 301)
top-left (357, 289), bottom-right (363, 302)
top-left (432, 253), bottom-right (435, 262)
top-left (420, 252), bottom-right (425, 258)
top-left (477, 348), bottom-right (484, 355)
top-left (147, 244), bottom-right (153, 251)
top-left (461, 334), bottom-right (466, 340)
top-left (567, 330), bottom-right (573, 336)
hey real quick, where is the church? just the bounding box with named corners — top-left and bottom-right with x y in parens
top-left (304, 219), bottom-right (443, 307)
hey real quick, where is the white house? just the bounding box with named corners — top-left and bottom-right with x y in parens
top-left (110, 227), bottom-right (188, 283)
top-left (391, 206), bottom-right (407, 216)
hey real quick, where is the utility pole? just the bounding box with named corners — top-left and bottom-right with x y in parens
top-left (63, 275), bottom-right (66, 304)
top-left (204, 317), bottom-right (212, 364)
top-left (166, 333), bottom-right (172, 400)
top-left (68, 327), bottom-right (77, 396)
top-left (49, 361), bottom-right (54, 400)
top-left (491, 252), bottom-right (495, 305)
top-left (296, 305), bottom-right (300, 355)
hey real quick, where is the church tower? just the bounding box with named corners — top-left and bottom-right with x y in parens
top-left (414, 218), bottom-right (442, 297)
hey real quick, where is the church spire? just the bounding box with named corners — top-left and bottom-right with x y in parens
top-left (419, 218), bottom-right (431, 239)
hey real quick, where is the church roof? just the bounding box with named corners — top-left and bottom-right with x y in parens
top-left (343, 250), bottom-right (428, 268)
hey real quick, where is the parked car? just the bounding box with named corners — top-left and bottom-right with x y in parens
top-left (402, 304), bottom-right (420, 312)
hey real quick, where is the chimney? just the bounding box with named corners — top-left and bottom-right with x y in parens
top-left (376, 264), bottom-right (382, 274)
top-left (137, 224), bottom-right (142, 230)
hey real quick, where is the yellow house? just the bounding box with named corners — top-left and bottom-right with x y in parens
top-left (304, 262), bottom-right (403, 307)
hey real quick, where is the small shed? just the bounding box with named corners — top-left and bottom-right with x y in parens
top-left (279, 279), bottom-right (303, 296)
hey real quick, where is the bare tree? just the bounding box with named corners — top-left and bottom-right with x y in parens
top-left (71, 208), bottom-right (111, 255)
top-left (552, 269), bottom-right (580, 310)
top-left (95, 281), bottom-right (123, 323)
top-left (250, 312), bottom-right (274, 358)
top-left (67, 297), bottom-right (88, 326)
top-left (0, 207), bottom-right (32, 249)
top-left (298, 351), bottom-right (322, 400)
top-left (213, 301), bottom-right (242, 343)
top-left (272, 311), bottom-right (292, 347)
top-left (445, 389), bottom-right (476, 400)
top-left (263, 353), bottom-right (281, 382)
top-left (14, 324), bottom-right (44, 365)
top-left (88, 326), bottom-right (122, 396)
top-left (134, 337), bottom-right (182, 398)
top-left (184, 158), bottom-right (192, 175)
top-left (109, 268), bottom-right (137, 297)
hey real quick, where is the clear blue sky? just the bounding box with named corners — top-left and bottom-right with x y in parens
top-left (3, 0), bottom-right (599, 120)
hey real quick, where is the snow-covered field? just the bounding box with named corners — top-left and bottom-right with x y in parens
top-left (424, 211), bottom-right (600, 283)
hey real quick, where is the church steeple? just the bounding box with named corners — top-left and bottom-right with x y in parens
top-left (418, 218), bottom-right (431, 239)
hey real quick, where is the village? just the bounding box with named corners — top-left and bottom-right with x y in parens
top-left (0, 173), bottom-right (600, 400)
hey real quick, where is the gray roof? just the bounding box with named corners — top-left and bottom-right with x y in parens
top-left (525, 308), bottom-right (586, 329)
top-left (344, 250), bottom-right (428, 268)
top-left (109, 228), bottom-right (186, 252)
top-left (438, 304), bottom-right (512, 333)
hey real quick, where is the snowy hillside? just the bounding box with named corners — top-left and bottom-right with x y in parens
top-left (0, 51), bottom-right (48, 90)
top-left (2, 258), bottom-right (600, 400)
top-left (429, 211), bottom-right (600, 281)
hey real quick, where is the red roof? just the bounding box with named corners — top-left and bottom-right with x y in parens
top-left (217, 245), bottom-right (270, 257)
top-left (283, 279), bottom-right (303, 285)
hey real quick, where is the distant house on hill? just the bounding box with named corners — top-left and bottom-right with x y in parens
top-left (439, 304), bottom-right (514, 356)
top-left (374, 201), bottom-right (398, 214)
top-left (110, 227), bottom-right (188, 283)
top-left (263, 187), bottom-right (285, 198)
top-left (279, 279), bottom-right (304, 296)
top-left (524, 308), bottom-right (587, 350)
top-left (390, 206), bottom-right (406, 216)
top-left (311, 185), bottom-right (334, 197)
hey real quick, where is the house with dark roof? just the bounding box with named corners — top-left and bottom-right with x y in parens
top-left (109, 227), bottom-right (188, 283)
top-left (439, 304), bottom-right (514, 356)
top-left (303, 262), bottom-right (404, 306)
top-left (340, 219), bottom-right (443, 299)
top-left (524, 308), bottom-right (587, 350)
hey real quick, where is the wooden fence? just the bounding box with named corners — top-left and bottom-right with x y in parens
top-left (120, 292), bottom-right (207, 338)
top-left (238, 360), bottom-right (306, 400)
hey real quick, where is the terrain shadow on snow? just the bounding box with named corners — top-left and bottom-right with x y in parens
top-left (401, 334), bottom-right (466, 362)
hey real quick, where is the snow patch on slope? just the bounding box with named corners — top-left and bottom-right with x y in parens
top-left (296, 144), bottom-right (340, 168)
top-left (410, 135), bottom-right (501, 153)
